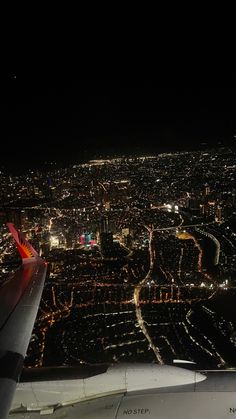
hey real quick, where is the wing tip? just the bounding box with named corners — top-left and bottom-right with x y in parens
top-left (7, 222), bottom-right (39, 261)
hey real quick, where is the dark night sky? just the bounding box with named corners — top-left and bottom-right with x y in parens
top-left (1, 77), bottom-right (236, 173)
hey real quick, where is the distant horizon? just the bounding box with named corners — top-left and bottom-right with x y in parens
top-left (1, 141), bottom-right (235, 175)
top-left (1, 81), bottom-right (236, 174)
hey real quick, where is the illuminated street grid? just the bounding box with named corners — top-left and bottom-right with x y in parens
top-left (0, 147), bottom-right (236, 369)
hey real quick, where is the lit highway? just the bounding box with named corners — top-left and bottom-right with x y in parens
top-left (134, 226), bottom-right (163, 364)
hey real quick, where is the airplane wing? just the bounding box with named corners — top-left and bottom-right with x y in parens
top-left (0, 223), bottom-right (47, 419)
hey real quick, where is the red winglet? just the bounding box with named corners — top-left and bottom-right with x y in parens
top-left (7, 223), bottom-right (38, 261)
